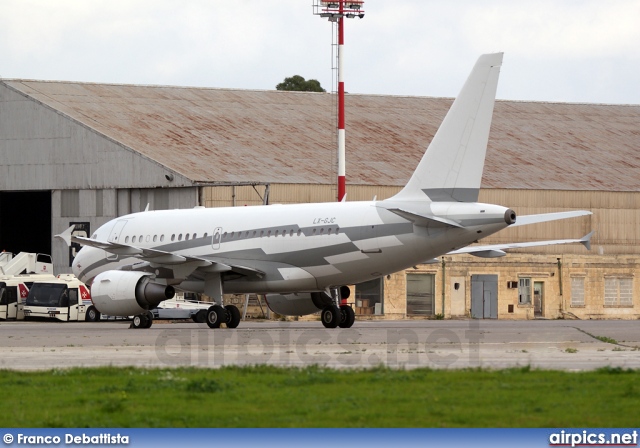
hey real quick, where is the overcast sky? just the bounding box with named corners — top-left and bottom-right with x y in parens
top-left (2, 0), bottom-right (639, 104)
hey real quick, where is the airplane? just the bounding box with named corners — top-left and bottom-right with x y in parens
top-left (57, 52), bottom-right (592, 330)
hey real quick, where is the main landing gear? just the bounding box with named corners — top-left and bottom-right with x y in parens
top-left (321, 304), bottom-right (355, 329)
top-left (205, 304), bottom-right (241, 329)
top-left (321, 286), bottom-right (355, 329)
top-left (131, 310), bottom-right (154, 329)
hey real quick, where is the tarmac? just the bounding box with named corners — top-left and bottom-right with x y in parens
top-left (1, 319), bottom-right (640, 371)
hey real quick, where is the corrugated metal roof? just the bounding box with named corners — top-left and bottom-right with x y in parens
top-left (4, 79), bottom-right (640, 191)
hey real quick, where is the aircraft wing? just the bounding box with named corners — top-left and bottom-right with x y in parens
top-left (447, 231), bottom-right (594, 258)
top-left (384, 208), bottom-right (463, 228)
top-left (55, 225), bottom-right (265, 278)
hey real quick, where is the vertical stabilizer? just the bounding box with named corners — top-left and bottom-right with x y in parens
top-left (390, 53), bottom-right (503, 202)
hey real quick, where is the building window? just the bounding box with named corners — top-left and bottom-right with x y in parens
top-left (406, 273), bottom-right (435, 316)
top-left (571, 277), bottom-right (585, 306)
top-left (605, 278), bottom-right (633, 306)
top-left (355, 278), bottom-right (383, 315)
top-left (518, 278), bottom-right (531, 305)
top-left (61, 190), bottom-right (80, 217)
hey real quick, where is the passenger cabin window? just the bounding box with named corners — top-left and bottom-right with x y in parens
top-left (132, 236), bottom-right (137, 243)
top-left (125, 236), bottom-right (130, 243)
top-left (160, 235), bottom-right (165, 242)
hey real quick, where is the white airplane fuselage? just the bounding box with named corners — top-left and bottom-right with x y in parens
top-left (73, 200), bottom-right (512, 293)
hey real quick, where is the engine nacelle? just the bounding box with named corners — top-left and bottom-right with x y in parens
top-left (91, 271), bottom-right (175, 316)
top-left (266, 288), bottom-right (350, 316)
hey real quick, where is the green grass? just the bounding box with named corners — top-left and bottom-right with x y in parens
top-left (2, 365), bottom-right (640, 427)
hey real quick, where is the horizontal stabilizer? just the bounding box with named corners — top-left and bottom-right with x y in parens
top-left (512, 210), bottom-right (592, 227)
top-left (386, 208), bottom-right (462, 228)
top-left (448, 231), bottom-right (594, 256)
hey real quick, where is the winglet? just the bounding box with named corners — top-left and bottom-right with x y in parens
top-left (581, 231), bottom-right (595, 251)
top-left (55, 225), bottom-right (76, 247)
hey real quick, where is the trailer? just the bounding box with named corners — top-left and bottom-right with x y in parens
top-left (151, 293), bottom-right (212, 323)
top-left (23, 274), bottom-right (95, 322)
top-left (0, 273), bottom-right (56, 320)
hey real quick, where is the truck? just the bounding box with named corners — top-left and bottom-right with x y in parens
top-left (0, 274), bottom-right (57, 320)
top-left (23, 274), bottom-right (97, 322)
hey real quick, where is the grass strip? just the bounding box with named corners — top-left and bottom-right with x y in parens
top-left (2, 365), bottom-right (639, 427)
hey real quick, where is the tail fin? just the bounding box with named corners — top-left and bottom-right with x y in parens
top-left (390, 53), bottom-right (503, 202)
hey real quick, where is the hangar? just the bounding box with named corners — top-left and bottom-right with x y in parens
top-left (1, 79), bottom-right (639, 320)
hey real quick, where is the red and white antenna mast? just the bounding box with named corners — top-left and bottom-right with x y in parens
top-left (313, 1), bottom-right (365, 202)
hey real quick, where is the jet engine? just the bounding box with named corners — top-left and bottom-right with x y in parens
top-left (265, 286), bottom-right (350, 316)
top-left (91, 271), bottom-right (175, 316)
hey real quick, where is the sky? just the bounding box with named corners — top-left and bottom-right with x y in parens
top-left (1, 0), bottom-right (639, 104)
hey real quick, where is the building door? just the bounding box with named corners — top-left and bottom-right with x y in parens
top-left (471, 275), bottom-right (498, 319)
top-left (534, 281), bottom-right (544, 317)
top-left (406, 273), bottom-right (435, 316)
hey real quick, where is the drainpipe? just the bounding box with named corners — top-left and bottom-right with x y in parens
top-left (441, 257), bottom-right (446, 317)
top-left (557, 257), bottom-right (564, 312)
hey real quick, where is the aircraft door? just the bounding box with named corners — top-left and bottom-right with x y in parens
top-left (212, 227), bottom-right (223, 250)
top-left (106, 220), bottom-right (128, 261)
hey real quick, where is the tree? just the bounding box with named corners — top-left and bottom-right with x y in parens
top-left (276, 75), bottom-right (326, 92)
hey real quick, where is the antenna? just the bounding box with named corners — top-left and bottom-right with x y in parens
top-left (312, 0), bottom-right (365, 202)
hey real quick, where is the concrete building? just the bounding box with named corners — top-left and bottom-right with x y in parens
top-left (1, 79), bottom-right (639, 319)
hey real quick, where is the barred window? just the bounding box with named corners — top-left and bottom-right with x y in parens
top-left (604, 278), bottom-right (633, 306)
top-left (518, 278), bottom-right (531, 305)
top-left (571, 277), bottom-right (585, 306)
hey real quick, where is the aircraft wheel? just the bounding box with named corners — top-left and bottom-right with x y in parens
top-left (143, 311), bottom-right (153, 329)
top-left (193, 309), bottom-right (207, 323)
top-left (339, 305), bottom-right (355, 328)
top-left (225, 305), bottom-right (241, 328)
top-left (85, 306), bottom-right (101, 322)
top-left (132, 314), bottom-right (144, 329)
top-left (321, 305), bottom-right (341, 329)
top-left (206, 305), bottom-right (226, 329)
